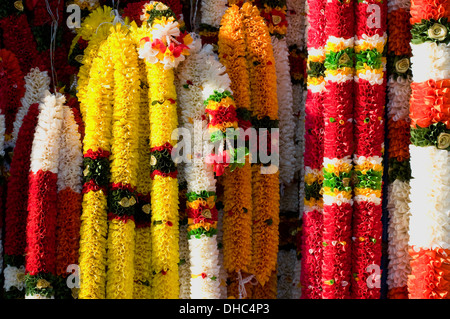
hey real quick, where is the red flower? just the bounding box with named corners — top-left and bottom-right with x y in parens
top-left (205, 151), bottom-right (230, 176)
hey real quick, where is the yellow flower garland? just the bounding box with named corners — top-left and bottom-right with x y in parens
top-left (130, 22), bottom-right (153, 299)
top-left (105, 24), bottom-right (141, 299)
top-left (146, 46), bottom-right (180, 300)
top-left (76, 6), bottom-right (115, 121)
top-left (79, 39), bottom-right (114, 299)
top-left (241, 2), bottom-right (280, 287)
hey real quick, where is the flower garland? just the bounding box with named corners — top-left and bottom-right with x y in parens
top-left (179, 41), bottom-right (233, 299)
top-left (351, 0), bottom-right (387, 299)
top-left (321, 0), bottom-right (355, 299)
top-left (130, 22), bottom-right (154, 299)
top-left (105, 24), bottom-right (141, 299)
top-left (386, 0), bottom-right (412, 299)
top-left (25, 92), bottom-right (65, 299)
top-left (300, 0), bottom-right (326, 299)
top-left (3, 102), bottom-right (40, 299)
top-left (0, 11), bottom-right (43, 75)
top-left (55, 105), bottom-right (83, 299)
top-left (8, 68), bottom-right (50, 150)
top-left (74, 5), bottom-right (115, 121)
top-left (408, 0), bottom-right (450, 298)
top-left (0, 49), bottom-right (26, 140)
top-left (257, 0), bottom-right (296, 187)
top-left (241, 3), bottom-right (280, 295)
top-left (0, 113), bottom-right (5, 289)
top-left (78, 39), bottom-right (114, 299)
top-left (138, 1), bottom-right (190, 298)
top-left (218, 5), bottom-right (254, 299)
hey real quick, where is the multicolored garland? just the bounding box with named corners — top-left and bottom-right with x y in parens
top-left (386, 0), bottom-right (412, 299)
top-left (25, 92), bottom-right (64, 299)
top-left (138, 1), bottom-right (192, 298)
top-left (3, 68), bottom-right (50, 298)
top-left (300, 0), bottom-right (326, 299)
top-left (351, 0), bottom-right (387, 299)
top-left (321, 0), bottom-right (354, 299)
top-left (407, 0), bottom-right (450, 299)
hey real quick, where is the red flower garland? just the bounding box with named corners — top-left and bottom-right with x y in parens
top-left (4, 103), bottom-right (40, 258)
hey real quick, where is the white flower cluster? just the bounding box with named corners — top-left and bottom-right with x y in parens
top-left (411, 42), bottom-right (450, 83)
top-left (387, 180), bottom-right (412, 289)
top-left (387, 0), bottom-right (410, 13)
top-left (277, 249), bottom-right (298, 299)
top-left (30, 91), bottom-right (65, 174)
top-left (57, 106), bottom-right (83, 194)
top-left (3, 264), bottom-right (26, 292)
top-left (387, 76), bottom-right (412, 122)
top-left (189, 235), bottom-right (222, 299)
top-left (286, 0), bottom-right (306, 48)
top-left (200, 0), bottom-right (228, 28)
top-left (408, 145), bottom-right (450, 250)
top-left (272, 37), bottom-right (296, 185)
top-left (8, 68), bottom-right (50, 150)
top-left (178, 223), bottom-right (191, 299)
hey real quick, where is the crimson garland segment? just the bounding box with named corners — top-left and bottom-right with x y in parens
top-left (321, 0), bottom-right (355, 299)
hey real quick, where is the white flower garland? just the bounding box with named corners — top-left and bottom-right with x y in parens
top-left (57, 105), bottom-right (83, 194)
top-left (277, 249), bottom-right (298, 299)
top-left (387, 180), bottom-right (412, 289)
top-left (272, 36), bottom-right (296, 186)
top-left (8, 68), bottom-right (50, 150)
top-left (178, 223), bottom-right (191, 299)
top-left (387, 76), bottom-right (412, 122)
top-left (29, 91), bottom-right (65, 175)
top-left (410, 42), bottom-right (450, 83)
top-left (200, 0), bottom-right (228, 29)
top-left (408, 145), bottom-right (450, 250)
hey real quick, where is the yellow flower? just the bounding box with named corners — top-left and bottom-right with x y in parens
top-left (428, 23), bottom-right (447, 41)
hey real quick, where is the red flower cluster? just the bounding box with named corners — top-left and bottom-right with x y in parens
top-left (354, 0), bottom-right (387, 38)
top-left (323, 81), bottom-right (354, 159)
top-left (410, 79), bottom-right (450, 129)
top-left (0, 14), bottom-right (44, 75)
top-left (321, 202), bottom-right (353, 299)
top-left (324, 0), bottom-right (354, 39)
top-left (55, 188), bottom-right (82, 277)
top-left (205, 105), bottom-right (238, 128)
top-left (26, 170), bottom-right (59, 275)
top-left (304, 91), bottom-right (325, 170)
top-left (354, 80), bottom-right (386, 157)
top-left (122, 0), bottom-right (184, 26)
top-left (300, 210), bottom-right (324, 299)
top-left (351, 201), bottom-right (383, 299)
top-left (306, 0), bottom-right (326, 49)
top-left (186, 205), bottom-right (219, 224)
top-left (4, 103), bottom-right (40, 257)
